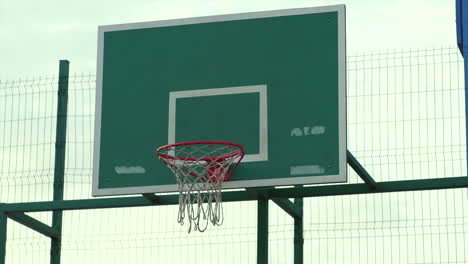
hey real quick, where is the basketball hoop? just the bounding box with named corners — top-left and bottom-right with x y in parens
top-left (156, 141), bottom-right (244, 232)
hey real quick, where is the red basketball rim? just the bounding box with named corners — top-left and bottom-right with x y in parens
top-left (156, 141), bottom-right (244, 162)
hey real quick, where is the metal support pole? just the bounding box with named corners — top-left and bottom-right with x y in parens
top-left (257, 199), bottom-right (268, 264)
top-left (293, 192), bottom-right (304, 264)
top-left (51, 60), bottom-right (69, 264)
top-left (457, 0), bottom-right (466, 55)
top-left (456, 0), bottom-right (468, 170)
top-left (0, 212), bottom-right (6, 264)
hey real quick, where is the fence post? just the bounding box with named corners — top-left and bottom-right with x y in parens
top-left (50, 60), bottom-right (69, 264)
top-left (257, 199), bottom-right (268, 264)
top-left (0, 211), bottom-right (6, 264)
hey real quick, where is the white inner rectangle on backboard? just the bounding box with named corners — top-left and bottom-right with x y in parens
top-left (168, 85), bottom-right (268, 162)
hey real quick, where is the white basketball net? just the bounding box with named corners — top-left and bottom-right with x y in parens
top-left (157, 142), bottom-right (243, 233)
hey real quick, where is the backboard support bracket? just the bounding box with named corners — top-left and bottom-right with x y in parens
top-left (271, 198), bottom-right (303, 219)
top-left (142, 193), bottom-right (160, 204)
top-left (266, 151), bottom-right (373, 264)
top-left (245, 187), bottom-right (271, 199)
top-left (7, 212), bottom-right (59, 239)
top-left (252, 151), bottom-right (376, 220)
top-left (347, 150), bottom-right (377, 189)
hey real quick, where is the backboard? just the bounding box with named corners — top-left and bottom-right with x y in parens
top-left (92, 5), bottom-right (347, 196)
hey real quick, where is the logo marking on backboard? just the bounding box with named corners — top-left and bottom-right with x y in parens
top-left (290, 126), bottom-right (326, 136)
top-left (290, 165), bottom-right (325, 175)
top-left (114, 166), bottom-right (146, 174)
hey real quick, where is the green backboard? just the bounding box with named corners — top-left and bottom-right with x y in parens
top-left (93, 5), bottom-right (347, 196)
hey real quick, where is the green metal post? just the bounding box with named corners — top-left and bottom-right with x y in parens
top-left (257, 199), bottom-right (268, 264)
top-left (0, 211), bottom-right (6, 264)
top-left (51, 60), bottom-right (69, 264)
top-left (293, 197), bottom-right (304, 264)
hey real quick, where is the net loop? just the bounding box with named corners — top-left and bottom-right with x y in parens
top-left (156, 141), bottom-right (244, 232)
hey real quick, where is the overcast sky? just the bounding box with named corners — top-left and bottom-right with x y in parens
top-left (0, 0), bottom-right (456, 79)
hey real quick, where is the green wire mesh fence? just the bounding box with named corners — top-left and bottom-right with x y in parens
top-left (1, 46), bottom-right (467, 263)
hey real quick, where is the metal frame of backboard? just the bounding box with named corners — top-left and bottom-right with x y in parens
top-left (92, 4), bottom-right (347, 196)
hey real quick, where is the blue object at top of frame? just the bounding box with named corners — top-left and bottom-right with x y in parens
top-left (457, 0), bottom-right (467, 54)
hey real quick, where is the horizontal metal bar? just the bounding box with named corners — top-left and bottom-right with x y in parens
top-left (4, 196), bottom-right (161, 213)
top-left (271, 198), bottom-right (302, 219)
top-left (268, 176), bottom-right (468, 198)
top-left (347, 150), bottom-right (377, 189)
top-left (7, 212), bottom-right (59, 239)
top-left (2, 176), bottom-right (468, 213)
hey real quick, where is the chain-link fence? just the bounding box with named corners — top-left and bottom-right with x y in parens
top-left (1, 46), bottom-right (467, 263)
